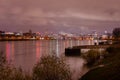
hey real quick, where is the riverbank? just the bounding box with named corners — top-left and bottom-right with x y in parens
top-left (80, 44), bottom-right (120, 80)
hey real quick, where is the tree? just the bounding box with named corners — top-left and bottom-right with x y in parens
top-left (113, 28), bottom-right (120, 39)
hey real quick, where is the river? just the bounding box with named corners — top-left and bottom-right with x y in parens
top-left (0, 40), bottom-right (94, 80)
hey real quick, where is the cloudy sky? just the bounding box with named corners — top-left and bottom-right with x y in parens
top-left (0, 0), bottom-right (120, 33)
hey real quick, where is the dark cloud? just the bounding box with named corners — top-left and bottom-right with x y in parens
top-left (0, 0), bottom-right (120, 33)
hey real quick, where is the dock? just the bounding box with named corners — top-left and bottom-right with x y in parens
top-left (72, 45), bottom-right (110, 49)
top-left (65, 45), bottom-right (110, 56)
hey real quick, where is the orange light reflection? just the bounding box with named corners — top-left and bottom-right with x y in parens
top-left (6, 42), bottom-right (10, 63)
top-left (36, 41), bottom-right (41, 62)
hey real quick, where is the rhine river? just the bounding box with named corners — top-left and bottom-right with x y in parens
top-left (0, 40), bottom-right (94, 80)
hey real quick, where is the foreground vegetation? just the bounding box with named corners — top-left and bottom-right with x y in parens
top-left (0, 53), bottom-right (71, 80)
top-left (80, 44), bottom-right (120, 80)
top-left (33, 55), bottom-right (71, 80)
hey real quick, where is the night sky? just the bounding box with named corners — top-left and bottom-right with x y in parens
top-left (0, 0), bottom-right (120, 33)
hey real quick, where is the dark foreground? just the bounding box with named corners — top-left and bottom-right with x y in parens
top-left (80, 44), bottom-right (120, 80)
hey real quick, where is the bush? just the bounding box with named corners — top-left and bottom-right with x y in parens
top-left (0, 67), bottom-right (32, 80)
top-left (0, 52), bottom-right (6, 67)
top-left (32, 55), bottom-right (72, 80)
top-left (0, 52), bottom-right (32, 80)
top-left (83, 50), bottom-right (101, 66)
top-left (0, 52), bottom-right (71, 80)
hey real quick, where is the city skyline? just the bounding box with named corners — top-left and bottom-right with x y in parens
top-left (0, 0), bottom-right (120, 33)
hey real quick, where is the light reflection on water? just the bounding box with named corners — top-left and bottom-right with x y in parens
top-left (0, 40), bottom-right (93, 80)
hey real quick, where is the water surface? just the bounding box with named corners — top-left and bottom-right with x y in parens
top-left (0, 40), bottom-right (93, 80)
